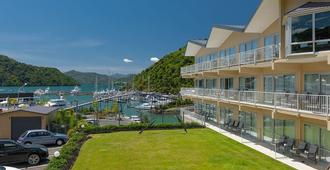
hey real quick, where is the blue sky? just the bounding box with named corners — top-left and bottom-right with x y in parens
top-left (0, 0), bottom-right (259, 74)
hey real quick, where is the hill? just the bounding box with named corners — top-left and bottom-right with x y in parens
top-left (65, 70), bottom-right (134, 87)
top-left (133, 47), bottom-right (194, 94)
top-left (0, 55), bottom-right (79, 86)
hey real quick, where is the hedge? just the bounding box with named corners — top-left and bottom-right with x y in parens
top-left (46, 121), bottom-right (204, 170)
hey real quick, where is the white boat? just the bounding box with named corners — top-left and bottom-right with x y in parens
top-left (135, 103), bottom-right (153, 110)
top-left (45, 97), bottom-right (67, 107)
top-left (130, 115), bottom-right (141, 122)
top-left (34, 89), bottom-right (45, 96)
top-left (71, 86), bottom-right (81, 94)
top-left (44, 87), bottom-right (50, 94)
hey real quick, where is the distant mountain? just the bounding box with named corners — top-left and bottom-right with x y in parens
top-left (65, 70), bottom-right (134, 85)
top-left (133, 47), bottom-right (194, 94)
top-left (0, 55), bottom-right (79, 86)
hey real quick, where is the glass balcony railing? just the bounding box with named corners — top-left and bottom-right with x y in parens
top-left (181, 44), bottom-right (280, 74)
top-left (180, 88), bottom-right (330, 116)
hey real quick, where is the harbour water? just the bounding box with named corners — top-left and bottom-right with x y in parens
top-left (0, 84), bottom-right (179, 123)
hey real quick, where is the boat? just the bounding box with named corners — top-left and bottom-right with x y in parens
top-left (135, 103), bottom-right (153, 110)
top-left (70, 86), bottom-right (81, 94)
top-left (34, 89), bottom-right (45, 96)
top-left (44, 87), bottom-right (50, 94)
top-left (130, 115), bottom-right (141, 123)
top-left (45, 96), bottom-right (67, 107)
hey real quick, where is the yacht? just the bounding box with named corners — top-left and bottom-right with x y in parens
top-left (71, 86), bottom-right (81, 94)
top-left (130, 115), bottom-right (141, 123)
top-left (45, 97), bottom-right (67, 107)
top-left (135, 103), bottom-right (153, 110)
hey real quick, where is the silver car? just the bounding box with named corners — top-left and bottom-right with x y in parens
top-left (17, 129), bottom-right (68, 146)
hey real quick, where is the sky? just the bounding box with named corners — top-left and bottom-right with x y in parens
top-left (0, 0), bottom-right (260, 74)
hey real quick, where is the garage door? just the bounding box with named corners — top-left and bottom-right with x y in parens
top-left (11, 117), bottom-right (42, 140)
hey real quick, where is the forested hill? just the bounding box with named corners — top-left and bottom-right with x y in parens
top-left (133, 47), bottom-right (194, 94)
top-left (65, 70), bottom-right (134, 85)
top-left (0, 55), bottom-right (79, 86)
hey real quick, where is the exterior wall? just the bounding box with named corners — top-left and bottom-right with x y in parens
top-left (189, 97), bottom-right (328, 145)
top-left (0, 111), bottom-right (48, 139)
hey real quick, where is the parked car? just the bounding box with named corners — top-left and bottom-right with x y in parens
top-left (17, 129), bottom-right (68, 146)
top-left (86, 119), bottom-right (99, 126)
top-left (0, 140), bottom-right (48, 165)
top-left (0, 166), bottom-right (20, 170)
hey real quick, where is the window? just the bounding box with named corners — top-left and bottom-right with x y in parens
top-left (28, 132), bottom-right (39, 137)
top-left (287, 11), bottom-right (330, 55)
top-left (304, 73), bottom-right (330, 95)
top-left (220, 78), bottom-right (233, 90)
top-left (263, 116), bottom-right (273, 142)
top-left (274, 75), bottom-right (296, 93)
top-left (304, 124), bottom-right (330, 158)
top-left (240, 39), bottom-right (259, 64)
top-left (315, 11), bottom-right (330, 52)
top-left (239, 111), bottom-right (257, 138)
top-left (3, 142), bottom-right (18, 150)
top-left (264, 33), bottom-right (280, 60)
top-left (198, 79), bottom-right (204, 88)
top-left (206, 79), bottom-right (216, 89)
top-left (275, 120), bottom-right (295, 139)
top-left (220, 107), bottom-right (232, 125)
top-left (239, 77), bottom-right (256, 91)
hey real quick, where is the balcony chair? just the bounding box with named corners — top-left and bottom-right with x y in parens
top-left (234, 122), bottom-right (244, 133)
top-left (228, 120), bottom-right (236, 129)
top-left (290, 141), bottom-right (307, 156)
top-left (301, 144), bottom-right (319, 164)
top-left (275, 135), bottom-right (287, 148)
top-left (282, 138), bottom-right (295, 154)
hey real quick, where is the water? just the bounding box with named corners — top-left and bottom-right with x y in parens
top-left (0, 84), bottom-right (179, 123)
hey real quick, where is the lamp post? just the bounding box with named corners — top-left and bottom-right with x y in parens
top-left (17, 83), bottom-right (27, 106)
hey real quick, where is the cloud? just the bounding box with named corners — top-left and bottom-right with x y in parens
top-left (150, 57), bottom-right (160, 62)
top-left (123, 58), bottom-right (133, 63)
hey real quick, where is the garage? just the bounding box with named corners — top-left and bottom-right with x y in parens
top-left (11, 117), bottom-right (42, 140)
top-left (0, 106), bottom-right (58, 139)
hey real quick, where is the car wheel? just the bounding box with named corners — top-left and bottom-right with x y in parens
top-left (56, 139), bottom-right (64, 146)
top-left (24, 142), bottom-right (32, 145)
top-left (27, 154), bottom-right (40, 165)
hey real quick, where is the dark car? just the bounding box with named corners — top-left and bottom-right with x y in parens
top-left (0, 140), bottom-right (48, 165)
top-left (17, 129), bottom-right (68, 146)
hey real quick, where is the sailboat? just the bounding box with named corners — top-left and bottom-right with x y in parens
top-left (70, 86), bottom-right (81, 94)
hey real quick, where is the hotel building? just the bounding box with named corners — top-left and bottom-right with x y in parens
top-left (180, 0), bottom-right (330, 160)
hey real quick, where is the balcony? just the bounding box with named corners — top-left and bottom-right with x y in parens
top-left (180, 88), bottom-right (330, 116)
top-left (181, 44), bottom-right (279, 75)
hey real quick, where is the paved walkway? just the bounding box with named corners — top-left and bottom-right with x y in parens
top-left (184, 114), bottom-right (317, 170)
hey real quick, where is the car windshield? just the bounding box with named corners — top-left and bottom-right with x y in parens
top-left (0, 166), bottom-right (5, 170)
top-left (19, 131), bottom-right (28, 138)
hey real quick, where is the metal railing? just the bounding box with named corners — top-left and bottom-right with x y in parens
top-left (181, 44), bottom-right (279, 74)
top-left (181, 88), bottom-right (330, 116)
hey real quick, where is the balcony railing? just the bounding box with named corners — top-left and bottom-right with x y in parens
top-left (180, 88), bottom-right (330, 116)
top-left (181, 44), bottom-right (279, 74)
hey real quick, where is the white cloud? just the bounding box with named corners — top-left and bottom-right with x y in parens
top-left (150, 57), bottom-right (159, 62)
top-left (123, 58), bottom-right (133, 63)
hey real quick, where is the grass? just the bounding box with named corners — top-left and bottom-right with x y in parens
top-left (72, 129), bottom-right (293, 170)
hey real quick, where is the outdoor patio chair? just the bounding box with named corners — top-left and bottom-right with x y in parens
top-left (282, 138), bottom-right (295, 153)
top-left (290, 141), bottom-right (307, 156)
top-left (301, 144), bottom-right (319, 164)
top-left (275, 135), bottom-right (287, 148)
top-left (234, 122), bottom-right (244, 132)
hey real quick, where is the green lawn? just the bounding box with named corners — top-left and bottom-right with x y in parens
top-left (72, 129), bottom-right (293, 170)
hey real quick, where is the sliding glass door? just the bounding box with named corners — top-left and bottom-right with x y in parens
top-left (305, 73), bottom-right (330, 95)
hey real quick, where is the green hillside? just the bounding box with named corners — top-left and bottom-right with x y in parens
top-left (133, 47), bottom-right (194, 94)
top-left (65, 70), bottom-right (134, 86)
top-left (0, 55), bottom-right (79, 86)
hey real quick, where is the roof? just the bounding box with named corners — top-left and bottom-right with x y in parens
top-left (185, 39), bottom-right (208, 56)
top-left (189, 39), bottom-right (207, 47)
top-left (1, 106), bottom-right (59, 115)
top-left (213, 25), bottom-right (245, 32)
top-left (286, 2), bottom-right (330, 16)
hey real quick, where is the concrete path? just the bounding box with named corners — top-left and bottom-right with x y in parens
top-left (185, 114), bottom-right (317, 170)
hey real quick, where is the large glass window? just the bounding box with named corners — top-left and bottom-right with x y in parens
top-left (274, 75), bottom-right (296, 93)
top-left (304, 124), bottom-right (330, 159)
top-left (240, 39), bottom-right (259, 64)
top-left (198, 79), bottom-right (204, 88)
top-left (304, 73), bottom-right (330, 95)
top-left (239, 111), bottom-right (257, 138)
top-left (220, 107), bottom-right (233, 125)
top-left (275, 120), bottom-right (295, 139)
top-left (220, 77), bottom-right (233, 90)
top-left (288, 11), bottom-right (330, 55)
top-left (264, 34), bottom-right (280, 60)
top-left (206, 79), bottom-right (216, 89)
top-left (239, 77), bottom-right (256, 91)
top-left (263, 116), bottom-right (274, 142)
